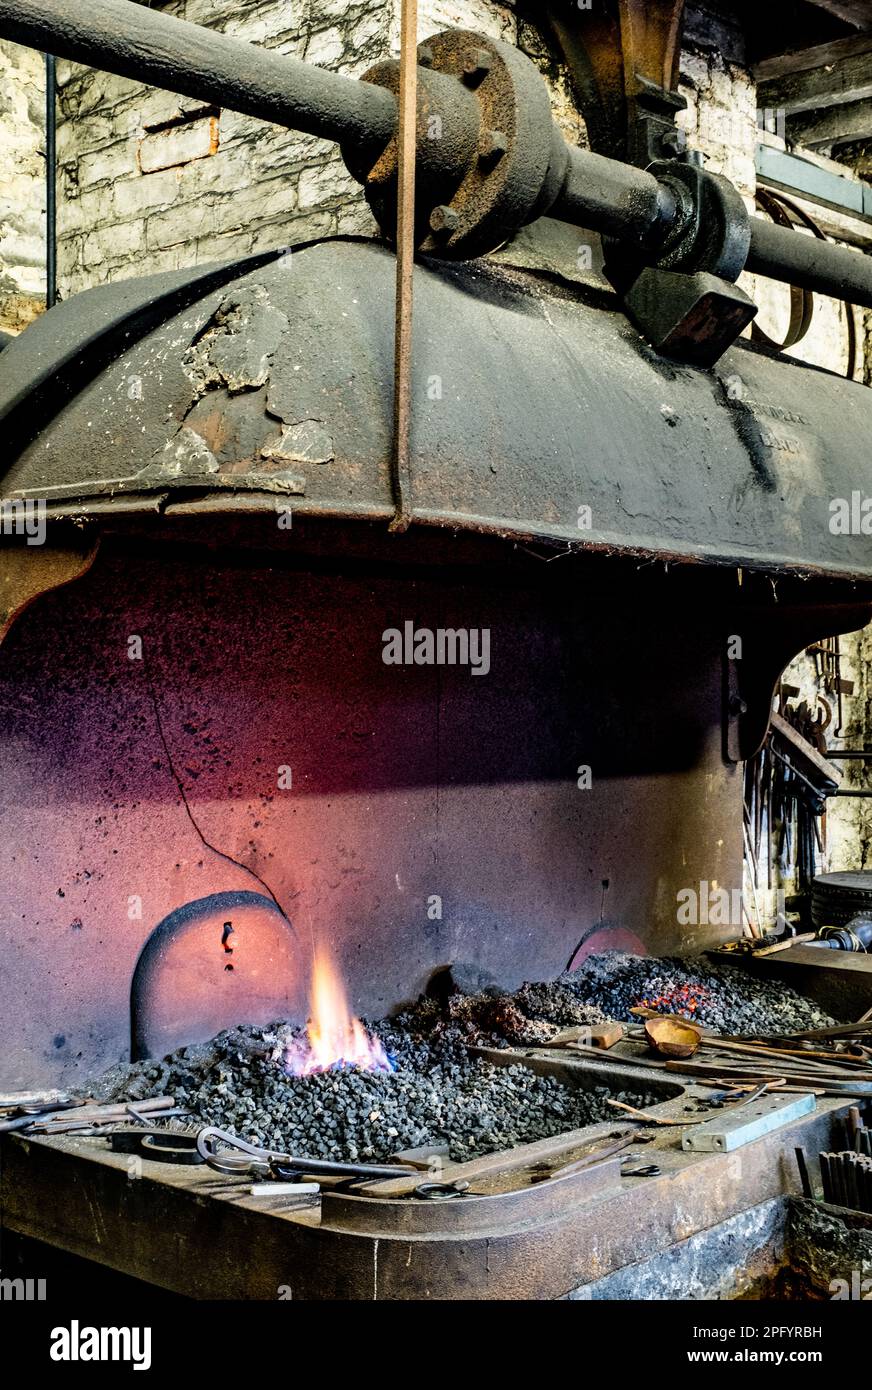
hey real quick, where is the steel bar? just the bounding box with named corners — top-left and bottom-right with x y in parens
top-left (746, 215), bottom-right (872, 310)
top-left (795, 1145), bottom-right (813, 1197)
top-left (390, 0), bottom-right (418, 534)
top-left (0, 0), bottom-right (397, 154)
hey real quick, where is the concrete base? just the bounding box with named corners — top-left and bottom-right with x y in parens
top-left (570, 1198), bottom-right (787, 1300)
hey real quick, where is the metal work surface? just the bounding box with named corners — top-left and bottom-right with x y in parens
top-left (710, 948), bottom-right (872, 1023)
top-left (2, 238), bottom-right (872, 578)
top-left (0, 1055), bottom-right (851, 1300)
top-left (681, 1091), bottom-right (817, 1152)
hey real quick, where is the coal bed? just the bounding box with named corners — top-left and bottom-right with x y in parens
top-left (568, 951), bottom-right (836, 1033)
top-left (93, 1021), bottom-right (658, 1164)
top-left (87, 953), bottom-right (834, 1164)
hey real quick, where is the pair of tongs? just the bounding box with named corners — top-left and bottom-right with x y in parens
top-left (196, 1126), bottom-right (415, 1181)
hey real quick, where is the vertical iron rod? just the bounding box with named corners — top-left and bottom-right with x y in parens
top-left (44, 51), bottom-right (56, 306)
top-left (390, 0), bottom-right (418, 533)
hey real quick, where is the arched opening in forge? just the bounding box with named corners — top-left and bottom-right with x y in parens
top-left (130, 890), bottom-right (301, 1060)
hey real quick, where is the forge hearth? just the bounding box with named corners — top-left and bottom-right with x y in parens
top-left (5, 957), bottom-right (861, 1301)
top-left (89, 957), bottom-right (835, 1166)
top-left (0, 1038), bottom-right (852, 1302)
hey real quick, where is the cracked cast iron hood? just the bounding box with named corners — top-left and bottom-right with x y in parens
top-left (0, 235), bottom-right (870, 580)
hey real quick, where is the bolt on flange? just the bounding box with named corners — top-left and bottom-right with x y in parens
top-left (344, 28), bottom-right (569, 261)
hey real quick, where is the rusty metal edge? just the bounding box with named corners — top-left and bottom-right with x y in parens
top-left (0, 1098), bottom-right (850, 1299)
top-left (20, 497), bottom-right (872, 584)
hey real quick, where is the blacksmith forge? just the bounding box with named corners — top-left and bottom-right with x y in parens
top-left (0, 0), bottom-right (871, 1300)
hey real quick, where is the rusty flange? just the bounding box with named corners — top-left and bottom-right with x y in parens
top-left (348, 29), bottom-right (568, 260)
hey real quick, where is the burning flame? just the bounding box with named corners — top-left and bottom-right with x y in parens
top-left (281, 951), bottom-right (393, 1077)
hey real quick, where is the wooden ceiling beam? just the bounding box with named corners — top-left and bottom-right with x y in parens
top-left (791, 95), bottom-right (872, 147)
top-left (756, 33), bottom-right (872, 111)
top-left (798, 0), bottom-right (872, 28)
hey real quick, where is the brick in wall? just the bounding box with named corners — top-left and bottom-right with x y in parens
top-left (0, 40), bottom-right (45, 333)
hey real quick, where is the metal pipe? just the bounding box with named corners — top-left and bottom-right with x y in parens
top-left (557, 150), bottom-right (872, 309)
top-left (44, 50), bottom-right (56, 307)
top-left (747, 216), bottom-right (872, 311)
top-left (553, 144), bottom-right (680, 248)
top-left (0, 0), bottom-right (397, 155)
top-left (2, 0), bottom-right (872, 311)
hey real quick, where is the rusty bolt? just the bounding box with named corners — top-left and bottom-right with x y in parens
top-left (462, 48), bottom-right (492, 85)
top-left (479, 128), bottom-right (508, 166)
top-left (429, 205), bottom-right (460, 236)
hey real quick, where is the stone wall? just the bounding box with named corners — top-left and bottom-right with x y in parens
top-left (51, 1), bottom-right (590, 296)
top-left (0, 40), bottom-right (45, 333)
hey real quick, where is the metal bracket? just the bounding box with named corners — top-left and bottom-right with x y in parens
top-left (628, 76), bottom-right (688, 167)
top-left (621, 268), bottom-right (757, 366)
top-left (604, 160), bottom-right (756, 364)
top-left (642, 161), bottom-right (752, 282)
top-left (540, 0), bottom-right (688, 165)
top-left (0, 537), bottom-right (98, 648)
top-left (682, 1091), bottom-right (816, 1152)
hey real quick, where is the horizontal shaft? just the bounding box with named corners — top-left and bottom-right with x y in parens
top-left (554, 146), bottom-right (872, 311)
top-left (553, 145), bottom-right (681, 248)
top-left (0, 0), bottom-right (397, 153)
top-left (746, 216), bottom-right (872, 311)
top-left (1, 0), bottom-right (871, 310)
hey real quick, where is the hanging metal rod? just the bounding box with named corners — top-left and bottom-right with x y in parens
top-left (1, 0), bottom-right (871, 310)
